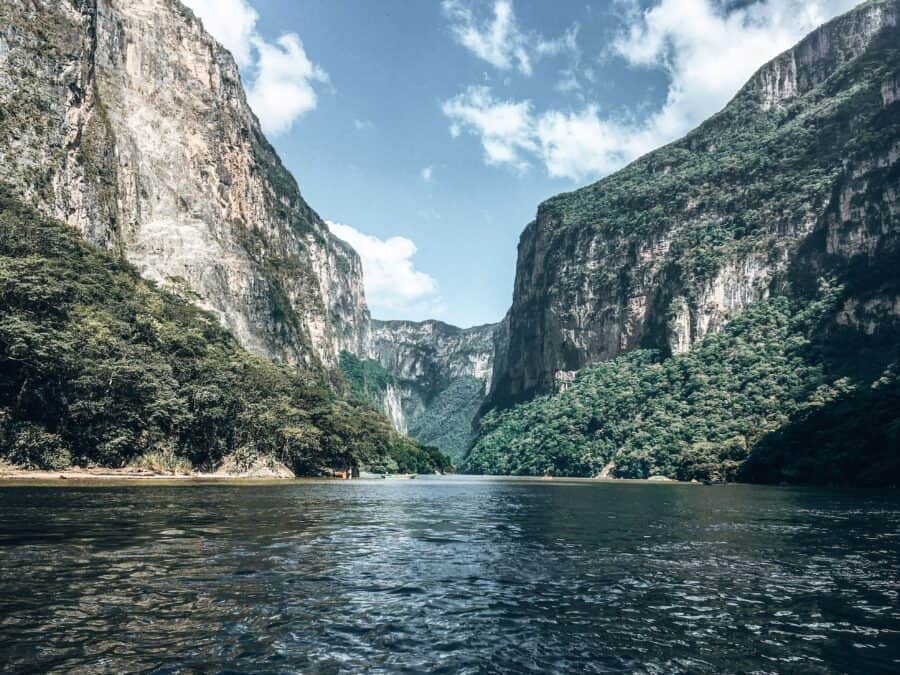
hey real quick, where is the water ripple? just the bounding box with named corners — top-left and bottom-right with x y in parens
top-left (0, 480), bottom-right (898, 673)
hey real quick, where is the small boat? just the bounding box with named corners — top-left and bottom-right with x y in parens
top-left (384, 473), bottom-right (417, 480)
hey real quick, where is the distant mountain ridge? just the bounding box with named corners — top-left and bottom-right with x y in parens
top-left (369, 319), bottom-right (497, 460)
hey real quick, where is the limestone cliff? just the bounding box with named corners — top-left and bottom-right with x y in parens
top-left (371, 320), bottom-right (497, 460)
top-left (0, 0), bottom-right (370, 369)
top-left (485, 0), bottom-right (900, 412)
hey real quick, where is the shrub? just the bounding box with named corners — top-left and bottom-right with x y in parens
top-left (5, 424), bottom-right (71, 470)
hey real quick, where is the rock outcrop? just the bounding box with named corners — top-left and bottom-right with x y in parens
top-left (484, 0), bottom-right (900, 412)
top-left (0, 0), bottom-right (370, 369)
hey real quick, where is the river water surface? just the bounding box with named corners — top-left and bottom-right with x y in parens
top-left (0, 477), bottom-right (898, 673)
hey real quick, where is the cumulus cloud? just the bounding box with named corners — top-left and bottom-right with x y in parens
top-left (327, 221), bottom-right (442, 317)
top-left (183, 0), bottom-right (327, 136)
top-left (443, 88), bottom-right (636, 180)
top-left (442, 0), bottom-right (577, 76)
top-left (444, 0), bottom-right (858, 182)
top-left (535, 107), bottom-right (647, 179)
top-left (610, 0), bottom-right (858, 146)
top-left (248, 34), bottom-right (328, 136)
top-left (442, 86), bottom-right (536, 172)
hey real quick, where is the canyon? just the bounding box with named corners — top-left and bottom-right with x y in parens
top-left (0, 0), bottom-right (492, 458)
top-left (0, 0), bottom-right (896, 482)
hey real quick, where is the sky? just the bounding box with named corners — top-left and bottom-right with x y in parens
top-left (183, 0), bottom-right (858, 327)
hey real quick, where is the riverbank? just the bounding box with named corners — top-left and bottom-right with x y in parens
top-left (0, 462), bottom-right (701, 485)
top-left (0, 462), bottom-right (296, 483)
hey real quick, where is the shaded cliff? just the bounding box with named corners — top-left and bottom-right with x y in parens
top-left (367, 320), bottom-right (497, 461)
top-left (485, 0), bottom-right (900, 412)
top-left (0, 0), bottom-right (370, 370)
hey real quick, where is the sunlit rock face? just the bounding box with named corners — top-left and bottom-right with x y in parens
top-left (485, 0), bottom-right (900, 412)
top-left (0, 0), bottom-right (370, 368)
top-left (372, 320), bottom-right (497, 459)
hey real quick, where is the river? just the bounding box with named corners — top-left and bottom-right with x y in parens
top-left (1, 477), bottom-right (898, 673)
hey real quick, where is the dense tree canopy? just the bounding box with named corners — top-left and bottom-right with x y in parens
top-left (0, 189), bottom-right (449, 474)
top-left (464, 290), bottom-right (899, 486)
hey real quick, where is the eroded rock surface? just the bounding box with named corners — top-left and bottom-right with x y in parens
top-left (485, 0), bottom-right (900, 412)
top-left (0, 0), bottom-right (370, 368)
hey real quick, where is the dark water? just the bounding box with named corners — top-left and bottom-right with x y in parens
top-left (1, 478), bottom-right (899, 673)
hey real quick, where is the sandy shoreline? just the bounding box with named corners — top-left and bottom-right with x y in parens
top-left (0, 465), bottom-right (301, 484)
top-left (0, 465), bottom-right (699, 486)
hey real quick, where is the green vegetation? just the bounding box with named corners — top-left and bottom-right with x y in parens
top-left (0, 189), bottom-right (448, 475)
top-left (338, 351), bottom-right (453, 473)
top-left (464, 289), bottom-right (899, 485)
top-left (384, 442), bottom-right (453, 475)
top-left (741, 365), bottom-right (900, 486)
top-left (408, 376), bottom-right (485, 462)
top-left (339, 351), bottom-right (398, 410)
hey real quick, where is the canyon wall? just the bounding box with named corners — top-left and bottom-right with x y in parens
top-left (371, 320), bottom-right (497, 459)
top-left (484, 0), bottom-right (900, 412)
top-left (0, 0), bottom-right (370, 369)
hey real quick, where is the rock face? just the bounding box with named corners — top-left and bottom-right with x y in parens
top-left (0, 0), bottom-right (370, 368)
top-left (0, 0), bottom-right (496, 459)
top-left (372, 320), bottom-right (497, 459)
top-left (485, 0), bottom-right (900, 412)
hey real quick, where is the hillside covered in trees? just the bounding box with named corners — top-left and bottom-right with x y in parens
top-left (467, 0), bottom-right (899, 484)
top-left (464, 287), bottom-right (899, 485)
top-left (0, 189), bottom-right (449, 475)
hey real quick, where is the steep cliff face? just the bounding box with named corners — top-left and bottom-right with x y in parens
top-left (371, 320), bottom-right (497, 460)
top-left (0, 0), bottom-right (370, 368)
top-left (485, 0), bottom-right (900, 412)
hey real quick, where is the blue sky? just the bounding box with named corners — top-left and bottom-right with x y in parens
top-left (183, 0), bottom-right (857, 327)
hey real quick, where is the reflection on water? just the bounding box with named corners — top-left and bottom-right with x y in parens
top-left (0, 477), bottom-right (898, 673)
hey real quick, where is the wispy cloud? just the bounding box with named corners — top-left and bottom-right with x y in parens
top-left (354, 119), bottom-right (374, 131)
top-left (421, 166), bottom-right (434, 182)
top-left (183, 0), bottom-right (328, 136)
top-left (442, 0), bottom-right (577, 76)
top-left (327, 221), bottom-right (443, 318)
top-left (444, 0), bottom-right (858, 182)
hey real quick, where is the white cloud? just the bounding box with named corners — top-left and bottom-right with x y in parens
top-left (421, 166), bottom-right (434, 182)
top-left (442, 0), bottom-right (577, 76)
top-left (444, 0), bottom-right (858, 182)
top-left (183, 0), bottom-right (328, 136)
top-left (326, 221), bottom-right (442, 317)
top-left (536, 23), bottom-right (580, 58)
top-left (354, 119), bottom-right (374, 131)
top-left (536, 107), bottom-right (648, 179)
top-left (183, 0), bottom-right (258, 68)
top-left (555, 69), bottom-right (582, 93)
top-left (443, 89), bottom-right (632, 180)
top-left (442, 86), bottom-right (536, 172)
top-left (610, 0), bottom-right (858, 145)
top-left (247, 34), bottom-right (328, 136)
